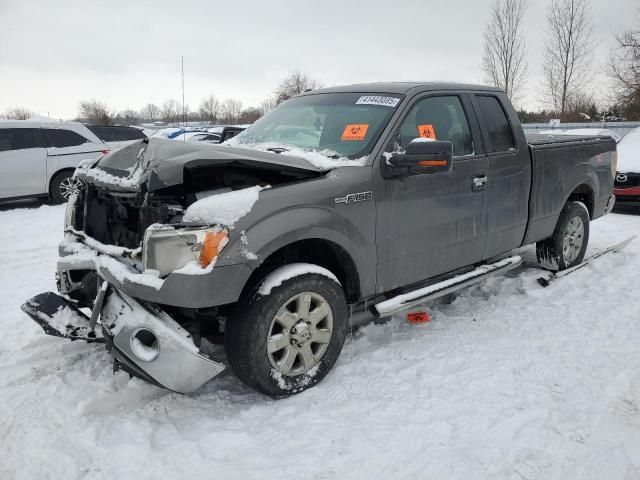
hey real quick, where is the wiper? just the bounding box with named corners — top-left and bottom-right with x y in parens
top-left (266, 146), bottom-right (289, 154)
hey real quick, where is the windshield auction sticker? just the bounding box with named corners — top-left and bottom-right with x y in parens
top-left (355, 96), bottom-right (400, 107)
top-left (341, 124), bottom-right (369, 141)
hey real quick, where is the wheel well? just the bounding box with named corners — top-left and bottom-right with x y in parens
top-left (48, 168), bottom-right (75, 196)
top-left (243, 239), bottom-right (360, 303)
top-left (567, 184), bottom-right (594, 219)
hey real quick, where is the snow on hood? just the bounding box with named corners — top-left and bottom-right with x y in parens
top-left (617, 128), bottom-right (640, 173)
top-left (182, 185), bottom-right (268, 227)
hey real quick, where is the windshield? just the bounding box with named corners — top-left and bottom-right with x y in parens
top-left (230, 92), bottom-right (403, 159)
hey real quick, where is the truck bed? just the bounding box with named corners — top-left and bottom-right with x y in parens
top-left (522, 133), bottom-right (616, 245)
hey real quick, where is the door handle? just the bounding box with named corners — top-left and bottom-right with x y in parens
top-left (472, 175), bottom-right (488, 191)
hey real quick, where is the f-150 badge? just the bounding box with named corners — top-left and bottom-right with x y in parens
top-left (334, 191), bottom-right (373, 204)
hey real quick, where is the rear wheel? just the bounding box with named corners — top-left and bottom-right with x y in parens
top-left (50, 171), bottom-right (82, 204)
top-left (224, 267), bottom-right (348, 398)
top-left (536, 201), bottom-right (590, 271)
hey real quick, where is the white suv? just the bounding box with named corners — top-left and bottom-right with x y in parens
top-left (0, 121), bottom-right (109, 203)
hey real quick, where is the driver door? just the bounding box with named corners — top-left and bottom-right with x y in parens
top-left (374, 93), bottom-right (489, 293)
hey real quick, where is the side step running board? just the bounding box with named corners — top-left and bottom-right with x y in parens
top-left (373, 256), bottom-right (522, 317)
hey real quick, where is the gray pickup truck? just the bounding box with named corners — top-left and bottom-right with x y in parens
top-left (22, 82), bottom-right (617, 397)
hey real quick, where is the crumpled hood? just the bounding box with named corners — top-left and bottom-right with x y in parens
top-left (90, 138), bottom-right (324, 191)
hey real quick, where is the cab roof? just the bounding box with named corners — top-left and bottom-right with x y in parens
top-left (303, 82), bottom-right (503, 96)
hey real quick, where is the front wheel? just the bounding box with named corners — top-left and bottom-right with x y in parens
top-left (536, 201), bottom-right (590, 271)
top-left (50, 171), bottom-right (82, 204)
top-left (224, 266), bottom-right (348, 397)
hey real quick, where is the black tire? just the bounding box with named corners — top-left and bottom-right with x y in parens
top-left (49, 171), bottom-right (81, 204)
top-left (224, 268), bottom-right (348, 398)
top-left (536, 201), bottom-right (590, 271)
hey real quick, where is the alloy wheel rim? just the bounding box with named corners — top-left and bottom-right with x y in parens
top-left (562, 216), bottom-right (584, 263)
top-left (59, 177), bottom-right (82, 199)
top-left (266, 291), bottom-right (333, 376)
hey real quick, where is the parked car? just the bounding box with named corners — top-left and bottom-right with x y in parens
top-left (0, 121), bottom-right (108, 203)
top-left (173, 131), bottom-right (221, 143)
top-left (85, 125), bottom-right (147, 151)
top-left (539, 128), bottom-right (622, 143)
top-left (613, 127), bottom-right (640, 208)
top-left (23, 83), bottom-right (616, 397)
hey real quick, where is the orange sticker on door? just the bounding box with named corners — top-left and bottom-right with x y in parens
top-left (417, 124), bottom-right (436, 139)
top-left (341, 124), bottom-right (369, 141)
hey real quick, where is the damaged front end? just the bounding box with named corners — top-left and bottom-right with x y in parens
top-left (22, 286), bottom-right (225, 393)
top-left (21, 138), bottom-right (324, 393)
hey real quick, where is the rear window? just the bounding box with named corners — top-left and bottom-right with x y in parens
top-left (42, 128), bottom-right (90, 148)
top-left (88, 126), bottom-right (146, 142)
top-left (0, 128), bottom-right (42, 152)
top-left (475, 96), bottom-right (515, 153)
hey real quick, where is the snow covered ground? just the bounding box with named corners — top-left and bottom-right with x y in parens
top-left (1, 203), bottom-right (639, 480)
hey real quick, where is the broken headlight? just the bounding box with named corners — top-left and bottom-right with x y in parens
top-left (142, 226), bottom-right (228, 277)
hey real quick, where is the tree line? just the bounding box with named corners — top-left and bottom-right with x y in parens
top-left (482, 0), bottom-right (640, 121)
top-left (50, 71), bottom-right (320, 126)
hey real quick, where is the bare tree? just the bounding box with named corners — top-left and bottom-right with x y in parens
top-left (259, 96), bottom-right (278, 116)
top-left (161, 99), bottom-right (181, 124)
top-left (115, 109), bottom-right (140, 125)
top-left (542, 0), bottom-right (595, 115)
top-left (220, 98), bottom-right (243, 123)
top-left (274, 71), bottom-right (323, 104)
top-left (199, 95), bottom-right (221, 123)
top-left (481, 0), bottom-right (528, 104)
top-left (79, 99), bottom-right (113, 125)
top-left (180, 103), bottom-right (190, 124)
top-left (140, 103), bottom-right (161, 122)
top-left (238, 107), bottom-right (262, 124)
top-left (607, 22), bottom-right (640, 119)
top-left (4, 107), bottom-right (35, 120)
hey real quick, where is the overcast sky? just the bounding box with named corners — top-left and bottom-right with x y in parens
top-left (0, 0), bottom-right (637, 119)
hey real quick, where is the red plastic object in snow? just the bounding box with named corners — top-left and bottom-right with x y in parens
top-left (407, 311), bottom-right (430, 324)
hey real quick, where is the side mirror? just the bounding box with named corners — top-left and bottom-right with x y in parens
top-left (386, 139), bottom-right (453, 177)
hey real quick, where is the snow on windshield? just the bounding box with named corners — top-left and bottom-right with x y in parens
top-left (224, 141), bottom-right (367, 171)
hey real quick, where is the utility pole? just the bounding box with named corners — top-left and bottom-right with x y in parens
top-left (181, 56), bottom-right (186, 129)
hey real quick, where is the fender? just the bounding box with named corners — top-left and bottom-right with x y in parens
top-left (217, 205), bottom-right (377, 298)
top-left (523, 158), bottom-right (600, 245)
top-left (561, 162), bottom-right (599, 213)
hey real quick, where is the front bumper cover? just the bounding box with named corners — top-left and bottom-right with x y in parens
top-left (21, 286), bottom-right (225, 394)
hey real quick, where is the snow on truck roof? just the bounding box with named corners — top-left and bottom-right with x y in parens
top-left (304, 82), bottom-right (503, 96)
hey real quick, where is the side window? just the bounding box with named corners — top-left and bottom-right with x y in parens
top-left (42, 128), bottom-right (89, 148)
top-left (0, 128), bottom-right (40, 152)
top-left (118, 127), bottom-right (145, 140)
top-left (475, 96), bottom-right (515, 153)
top-left (391, 96), bottom-right (474, 157)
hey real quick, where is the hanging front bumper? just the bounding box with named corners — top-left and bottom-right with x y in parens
top-left (21, 286), bottom-right (225, 394)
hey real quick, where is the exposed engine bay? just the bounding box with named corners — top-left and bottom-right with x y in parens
top-left (73, 159), bottom-right (322, 250)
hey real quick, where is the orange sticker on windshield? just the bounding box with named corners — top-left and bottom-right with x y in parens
top-left (417, 124), bottom-right (436, 139)
top-left (341, 124), bottom-right (369, 141)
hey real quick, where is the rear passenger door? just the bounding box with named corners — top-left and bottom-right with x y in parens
top-left (0, 128), bottom-right (47, 198)
top-left (470, 94), bottom-right (531, 259)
